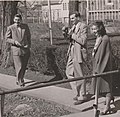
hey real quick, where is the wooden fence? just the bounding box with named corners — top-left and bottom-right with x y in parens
top-left (87, 0), bottom-right (120, 22)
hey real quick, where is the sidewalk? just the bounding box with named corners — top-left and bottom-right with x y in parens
top-left (0, 73), bottom-right (120, 117)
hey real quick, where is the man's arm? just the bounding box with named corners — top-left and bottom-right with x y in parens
top-left (6, 26), bottom-right (22, 47)
top-left (71, 23), bottom-right (87, 47)
top-left (6, 26), bottom-right (15, 45)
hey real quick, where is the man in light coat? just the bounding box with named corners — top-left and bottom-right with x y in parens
top-left (65, 12), bottom-right (88, 105)
top-left (6, 14), bottom-right (31, 87)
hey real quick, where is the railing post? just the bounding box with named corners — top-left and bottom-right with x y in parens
top-left (93, 77), bottom-right (100, 117)
top-left (0, 94), bottom-right (5, 117)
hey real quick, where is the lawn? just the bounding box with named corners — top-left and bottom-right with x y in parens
top-left (0, 65), bottom-right (75, 117)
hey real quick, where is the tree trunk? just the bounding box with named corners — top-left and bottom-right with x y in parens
top-left (69, 0), bottom-right (79, 14)
top-left (0, 1), bottom-right (18, 68)
top-left (69, 0), bottom-right (79, 27)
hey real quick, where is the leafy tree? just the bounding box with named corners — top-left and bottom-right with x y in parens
top-left (0, 1), bottom-right (18, 68)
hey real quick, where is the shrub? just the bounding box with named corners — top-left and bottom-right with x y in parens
top-left (2, 32), bottom-right (120, 80)
top-left (28, 40), bottom-right (51, 73)
top-left (28, 35), bottom-right (120, 76)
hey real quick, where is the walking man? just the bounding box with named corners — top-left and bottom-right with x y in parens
top-left (6, 14), bottom-right (31, 87)
top-left (65, 12), bottom-right (88, 105)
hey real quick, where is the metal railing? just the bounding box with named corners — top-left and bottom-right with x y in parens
top-left (0, 69), bottom-right (119, 117)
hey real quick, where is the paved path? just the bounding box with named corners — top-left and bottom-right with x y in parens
top-left (0, 73), bottom-right (120, 117)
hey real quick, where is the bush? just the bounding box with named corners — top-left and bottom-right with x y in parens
top-left (28, 35), bottom-right (120, 75)
top-left (28, 38), bottom-right (93, 77)
top-left (2, 33), bottom-right (120, 80)
top-left (28, 40), bottom-right (50, 73)
top-left (28, 39), bottom-right (69, 79)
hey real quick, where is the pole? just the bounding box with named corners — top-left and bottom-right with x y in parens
top-left (118, 0), bottom-right (120, 20)
top-left (1, 1), bottom-right (6, 51)
top-left (48, 0), bottom-right (53, 45)
top-left (93, 77), bottom-right (100, 117)
top-left (86, 0), bottom-right (89, 24)
top-left (37, 1), bottom-right (39, 24)
top-left (0, 94), bottom-right (5, 117)
top-left (24, 0), bottom-right (27, 23)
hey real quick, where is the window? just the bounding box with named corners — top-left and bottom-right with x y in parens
top-left (63, 3), bottom-right (67, 10)
top-left (64, 3), bottom-right (67, 10)
top-left (63, 3), bottom-right (64, 10)
top-left (105, 0), bottom-right (113, 5)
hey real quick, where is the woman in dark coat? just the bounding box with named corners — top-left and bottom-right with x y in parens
top-left (90, 21), bottom-right (113, 115)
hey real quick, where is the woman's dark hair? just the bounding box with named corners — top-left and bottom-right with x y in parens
top-left (91, 20), bottom-right (106, 36)
top-left (14, 14), bottom-right (22, 20)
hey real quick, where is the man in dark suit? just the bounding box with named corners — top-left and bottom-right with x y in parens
top-left (6, 14), bottom-right (31, 87)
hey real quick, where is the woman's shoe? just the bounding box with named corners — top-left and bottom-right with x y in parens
top-left (100, 107), bottom-right (112, 115)
top-left (111, 96), bottom-right (115, 104)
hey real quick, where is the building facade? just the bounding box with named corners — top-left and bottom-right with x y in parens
top-left (41, 0), bottom-right (69, 24)
top-left (42, 0), bottom-right (62, 22)
top-left (78, 0), bottom-right (120, 24)
top-left (60, 0), bottom-right (69, 24)
top-left (26, 0), bottom-right (120, 24)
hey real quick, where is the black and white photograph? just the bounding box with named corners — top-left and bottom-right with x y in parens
top-left (0, 0), bottom-right (120, 117)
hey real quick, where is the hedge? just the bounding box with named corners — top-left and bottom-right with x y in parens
top-left (1, 34), bottom-right (120, 82)
top-left (28, 35), bottom-right (120, 79)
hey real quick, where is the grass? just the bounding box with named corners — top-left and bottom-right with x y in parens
top-left (0, 66), bottom-right (75, 117)
top-left (3, 93), bottom-right (73, 117)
